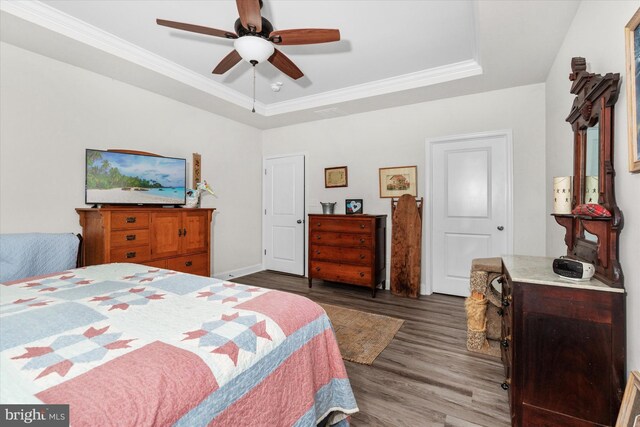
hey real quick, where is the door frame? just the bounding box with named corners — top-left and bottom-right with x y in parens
top-left (424, 130), bottom-right (514, 295)
top-left (262, 153), bottom-right (307, 275)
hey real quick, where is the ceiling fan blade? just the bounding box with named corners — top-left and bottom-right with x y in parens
top-left (236, 0), bottom-right (262, 33)
top-left (212, 50), bottom-right (243, 75)
top-left (157, 19), bottom-right (237, 39)
top-left (268, 49), bottom-right (303, 80)
top-left (269, 29), bottom-right (340, 45)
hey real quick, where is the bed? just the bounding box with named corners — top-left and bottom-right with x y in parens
top-left (0, 263), bottom-right (358, 426)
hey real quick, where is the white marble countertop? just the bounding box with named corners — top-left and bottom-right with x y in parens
top-left (502, 255), bottom-right (624, 293)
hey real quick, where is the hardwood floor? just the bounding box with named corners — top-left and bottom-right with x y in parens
top-left (234, 271), bottom-right (511, 427)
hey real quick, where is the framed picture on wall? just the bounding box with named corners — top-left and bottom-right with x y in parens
top-left (379, 166), bottom-right (417, 198)
top-left (325, 166), bottom-right (348, 188)
top-left (625, 8), bottom-right (640, 173)
top-left (345, 199), bottom-right (363, 215)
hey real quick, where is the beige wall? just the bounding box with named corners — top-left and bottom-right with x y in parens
top-left (0, 43), bottom-right (263, 277)
top-left (545, 0), bottom-right (640, 372)
top-left (262, 83), bottom-right (547, 291)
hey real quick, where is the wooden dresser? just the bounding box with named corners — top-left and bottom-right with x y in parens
top-left (308, 214), bottom-right (387, 297)
top-left (500, 256), bottom-right (625, 426)
top-left (77, 207), bottom-right (214, 276)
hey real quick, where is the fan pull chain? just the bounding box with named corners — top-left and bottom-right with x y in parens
top-left (252, 64), bottom-right (256, 113)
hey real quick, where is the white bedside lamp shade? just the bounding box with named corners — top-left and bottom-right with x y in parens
top-left (234, 36), bottom-right (274, 64)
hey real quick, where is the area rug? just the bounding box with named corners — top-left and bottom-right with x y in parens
top-left (319, 303), bottom-right (404, 365)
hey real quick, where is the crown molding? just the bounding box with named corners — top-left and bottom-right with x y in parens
top-left (264, 59), bottom-right (483, 116)
top-left (0, 0), bottom-right (266, 114)
top-left (2, 1), bottom-right (481, 118)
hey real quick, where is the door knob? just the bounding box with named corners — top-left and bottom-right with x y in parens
top-left (297, 219), bottom-right (302, 224)
top-left (497, 226), bottom-right (504, 231)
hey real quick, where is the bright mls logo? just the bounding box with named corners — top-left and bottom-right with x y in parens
top-left (1, 405), bottom-right (68, 426)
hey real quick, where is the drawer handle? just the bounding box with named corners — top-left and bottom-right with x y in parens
top-left (126, 217), bottom-right (136, 223)
top-left (501, 335), bottom-right (511, 348)
top-left (315, 267), bottom-right (321, 272)
top-left (178, 229), bottom-right (183, 237)
top-left (501, 380), bottom-right (510, 390)
top-left (126, 234), bottom-right (136, 241)
top-left (316, 251), bottom-right (321, 255)
top-left (359, 254), bottom-right (366, 259)
top-left (316, 235), bottom-right (321, 240)
top-left (316, 223), bottom-right (321, 227)
top-left (359, 239), bottom-right (365, 244)
top-left (360, 224), bottom-right (365, 229)
top-left (359, 272), bottom-right (365, 277)
top-left (183, 228), bottom-right (187, 236)
top-left (185, 261), bottom-right (193, 267)
top-left (126, 251), bottom-right (136, 259)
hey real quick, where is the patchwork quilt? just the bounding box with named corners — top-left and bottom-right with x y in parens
top-left (0, 263), bottom-right (358, 426)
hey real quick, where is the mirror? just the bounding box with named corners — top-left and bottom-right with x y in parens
top-left (583, 124), bottom-right (600, 242)
top-left (584, 124), bottom-right (600, 204)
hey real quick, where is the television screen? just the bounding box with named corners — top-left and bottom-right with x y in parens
top-left (85, 149), bottom-right (186, 205)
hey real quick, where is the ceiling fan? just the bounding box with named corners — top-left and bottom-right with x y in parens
top-left (156, 0), bottom-right (341, 81)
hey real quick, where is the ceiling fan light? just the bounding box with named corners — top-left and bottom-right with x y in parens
top-left (234, 36), bottom-right (274, 64)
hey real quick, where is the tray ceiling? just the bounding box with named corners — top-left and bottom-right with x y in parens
top-left (0, 1), bottom-right (580, 129)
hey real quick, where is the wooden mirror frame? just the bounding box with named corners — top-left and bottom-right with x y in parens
top-left (553, 57), bottom-right (624, 288)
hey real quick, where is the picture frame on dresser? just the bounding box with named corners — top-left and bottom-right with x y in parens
top-left (345, 199), bottom-right (363, 215)
top-left (625, 8), bottom-right (640, 173)
top-left (379, 166), bottom-right (417, 198)
top-left (616, 371), bottom-right (640, 427)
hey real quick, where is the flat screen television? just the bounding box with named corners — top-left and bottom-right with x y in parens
top-left (85, 149), bottom-right (187, 206)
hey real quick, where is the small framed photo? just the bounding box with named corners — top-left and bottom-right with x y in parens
top-left (626, 8), bottom-right (640, 173)
top-left (345, 199), bottom-right (363, 215)
top-left (325, 166), bottom-right (348, 188)
top-left (379, 166), bottom-right (417, 198)
top-left (617, 371), bottom-right (640, 427)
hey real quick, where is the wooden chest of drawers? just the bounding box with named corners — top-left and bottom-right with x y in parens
top-left (308, 214), bottom-right (387, 297)
top-left (77, 207), bottom-right (214, 276)
top-left (501, 256), bottom-right (625, 426)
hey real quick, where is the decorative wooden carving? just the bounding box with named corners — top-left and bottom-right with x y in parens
top-left (390, 195), bottom-right (423, 298)
top-left (192, 153), bottom-right (201, 189)
top-left (553, 57), bottom-right (624, 288)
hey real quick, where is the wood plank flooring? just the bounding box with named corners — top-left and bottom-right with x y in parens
top-left (234, 271), bottom-right (511, 427)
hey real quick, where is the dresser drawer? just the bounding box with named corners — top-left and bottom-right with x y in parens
top-left (310, 261), bottom-right (372, 286)
top-left (310, 232), bottom-right (372, 248)
top-left (310, 218), bottom-right (372, 233)
top-left (167, 253), bottom-right (209, 276)
top-left (110, 229), bottom-right (150, 248)
top-left (143, 259), bottom-right (168, 269)
top-left (310, 244), bottom-right (371, 265)
top-left (111, 212), bottom-right (150, 230)
top-left (110, 245), bottom-right (151, 263)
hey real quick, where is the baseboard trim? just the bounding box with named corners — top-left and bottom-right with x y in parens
top-left (214, 264), bottom-right (264, 281)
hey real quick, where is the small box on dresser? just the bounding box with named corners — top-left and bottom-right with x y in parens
top-left (77, 207), bottom-right (214, 276)
top-left (308, 214), bottom-right (386, 297)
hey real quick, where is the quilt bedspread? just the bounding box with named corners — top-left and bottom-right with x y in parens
top-left (0, 263), bottom-right (358, 426)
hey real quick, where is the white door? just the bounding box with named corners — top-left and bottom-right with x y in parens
top-left (263, 155), bottom-right (305, 275)
top-left (428, 131), bottom-right (512, 296)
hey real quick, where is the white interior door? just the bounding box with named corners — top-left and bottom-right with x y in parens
top-left (429, 131), bottom-right (512, 296)
top-left (263, 155), bottom-right (305, 275)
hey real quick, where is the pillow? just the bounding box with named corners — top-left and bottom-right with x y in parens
top-left (571, 204), bottom-right (611, 217)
